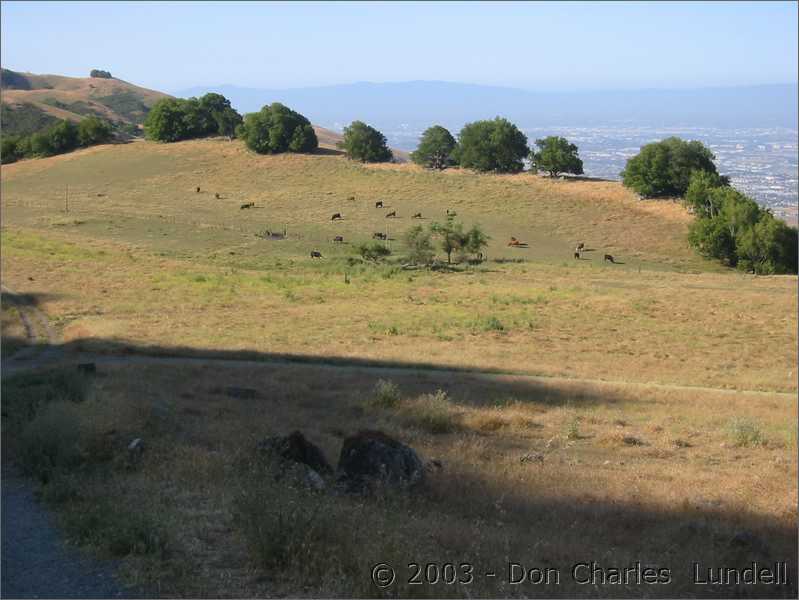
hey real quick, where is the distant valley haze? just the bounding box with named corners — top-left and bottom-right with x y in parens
top-left (174, 80), bottom-right (799, 131)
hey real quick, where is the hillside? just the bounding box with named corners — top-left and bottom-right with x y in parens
top-left (1, 69), bottom-right (170, 135)
top-left (2, 137), bottom-right (795, 393)
top-left (2, 137), bottom-right (795, 598)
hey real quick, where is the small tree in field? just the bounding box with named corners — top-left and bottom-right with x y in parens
top-left (430, 219), bottom-right (465, 264)
top-left (463, 224), bottom-right (490, 260)
top-left (411, 125), bottom-right (456, 169)
top-left (404, 225), bottom-right (435, 264)
top-left (338, 121), bottom-right (393, 163)
top-left (531, 136), bottom-right (584, 177)
top-left (356, 241), bottom-right (391, 262)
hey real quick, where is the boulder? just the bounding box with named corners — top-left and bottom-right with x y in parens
top-left (256, 430), bottom-right (333, 475)
top-left (337, 430), bottom-right (425, 492)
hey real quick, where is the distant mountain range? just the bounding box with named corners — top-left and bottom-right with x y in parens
top-left (176, 81), bottom-right (799, 131)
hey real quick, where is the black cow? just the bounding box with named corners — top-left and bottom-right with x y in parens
top-left (373, 232), bottom-right (387, 240)
top-left (386, 211), bottom-right (397, 218)
top-left (604, 254), bottom-right (615, 263)
top-left (333, 236), bottom-right (344, 243)
top-left (331, 213), bottom-right (343, 221)
top-left (241, 202), bottom-right (255, 209)
top-left (375, 201), bottom-right (383, 208)
top-left (412, 212), bottom-right (422, 219)
top-left (311, 250), bottom-right (323, 258)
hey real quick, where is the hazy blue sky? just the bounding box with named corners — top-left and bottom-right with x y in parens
top-left (2, 1), bottom-right (796, 92)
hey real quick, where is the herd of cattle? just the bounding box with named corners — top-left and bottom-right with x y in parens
top-left (197, 187), bottom-right (620, 264)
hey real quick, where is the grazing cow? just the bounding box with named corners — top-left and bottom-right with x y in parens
top-left (310, 250), bottom-right (323, 258)
top-left (196, 186), bottom-right (201, 193)
top-left (412, 212), bottom-right (422, 219)
top-left (576, 242), bottom-right (585, 251)
top-left (331, 213), bottom-right (343, 221)
top-left (240, 202), bottom-right (255, 209)
top-left (333, 235), bottom-right (344, 243)
top-left (604, 254), bottom-right (615, 263)
top-left (373, 232), bottom-right (387, 240)
top-left (375, 201), bottom-right (383, 208)
top-left (386, 211), bottom-right (397, 218)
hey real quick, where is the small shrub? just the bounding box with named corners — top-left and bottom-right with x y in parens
top-left (233, 471), bottom-right (364, 582)
top-left (2, 369), bottom-right (90, 425)
top-left (18, 402), bottom-right (83, 482)
top-left (728, 418), bottom-right (766, 447)
top-left (62, 498), bottom-right (169, 558)
top-left (566, 416), bottom-right (581, 440)
top-left (397, 390), bottom-right (461, 434)
top-left (355, 241), bottom-right (391, 262)
top-left (368, 379), bottom-right (401, 409)
top-left (474, 315), bottom-right (505, 332)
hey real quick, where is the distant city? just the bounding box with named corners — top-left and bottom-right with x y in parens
top-left (363, 125), bottom-right (799, 225)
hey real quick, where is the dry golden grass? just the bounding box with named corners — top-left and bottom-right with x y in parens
top-left (2, 71), bottom-right (169, 125)
top-left (2, 226), bottom-right (795, 392)
top-left (1, 139), bottom-right (796, 597)
top-left (3, 362), bottom-right (793, 597)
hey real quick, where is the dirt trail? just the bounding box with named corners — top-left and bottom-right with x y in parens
top-left (1, 284), bottom-right (62, 372)
top-left (1, 469), bottom-right (135, 599)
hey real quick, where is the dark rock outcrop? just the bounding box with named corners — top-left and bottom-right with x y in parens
top-left (257, 430), bottom-right (333, 475)
top-left (337, 430), bottom-right (424, 492)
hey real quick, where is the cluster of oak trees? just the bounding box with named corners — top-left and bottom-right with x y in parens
top-left (1, 116), bottom-right (112, 164)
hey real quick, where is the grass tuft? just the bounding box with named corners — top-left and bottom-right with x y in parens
top-left (728, 418), bottom-right (766, 447)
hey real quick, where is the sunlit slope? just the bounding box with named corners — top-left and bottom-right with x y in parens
top-left (1, 70), bottom-right (169, 130)
top-left (1, 138), bottom-right (706, 269)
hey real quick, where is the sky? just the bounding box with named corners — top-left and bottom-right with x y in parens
top-left (1, 1), bottom-right (797, 93)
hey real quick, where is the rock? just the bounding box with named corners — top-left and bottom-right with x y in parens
top-left (256, 430), bottom-right (333, 475)
top-left (126, 438), bottom-right (145, 467)
top-left (304, 468), bottom-right (326, 491)
top-left (337, 430), bottom-right (425, 492)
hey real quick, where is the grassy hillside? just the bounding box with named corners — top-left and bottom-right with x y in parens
top-left (2, 138), bottom-right (795, 392)
top-left (2, 138), bottom-right (796, 597)
top-left (1, 69), bottom-right (169, 134)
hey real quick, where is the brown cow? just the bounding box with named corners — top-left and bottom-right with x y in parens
top-left (215, 193), bottom-right (221, 199)
top-left (196, 186), bottom-right (201, 193)
top-left (331, 213), bottom-right (343, 220)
